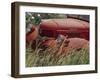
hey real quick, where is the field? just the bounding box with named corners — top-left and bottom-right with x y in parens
top-left (26, 41), bottom-right (89, 67)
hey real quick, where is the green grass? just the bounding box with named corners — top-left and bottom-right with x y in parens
top-left (26, 46), bottom-right (89, 67)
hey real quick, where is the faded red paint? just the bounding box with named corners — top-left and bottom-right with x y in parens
top-left (26, 25), bottom-right (38, 44)
top-left (40, 37), bottom-right (89, 55)
top-left (39, 18), bottom-right (89, 40)
top-left (61, 38), bottom-right (89, 55)
top-left (41, 38), bottom-right (57, 48)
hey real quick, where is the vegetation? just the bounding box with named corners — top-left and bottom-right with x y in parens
top-left (26, 43), bottom-right (89, 67)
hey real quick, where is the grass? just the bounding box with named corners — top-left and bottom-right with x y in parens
top-left (26, 45), bottom-right (89, 67)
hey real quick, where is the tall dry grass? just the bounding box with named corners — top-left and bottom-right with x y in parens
top-left (26, 42), bottom-right (89, 67)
